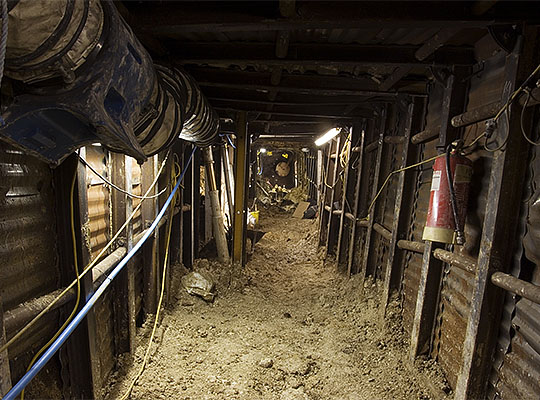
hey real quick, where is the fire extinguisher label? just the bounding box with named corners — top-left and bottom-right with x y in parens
top-left (454, 164), bottom-right (473, 184)
top-left (431, 170), bottom-right (441, 191)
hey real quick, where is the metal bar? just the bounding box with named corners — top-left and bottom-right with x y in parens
top-left (0, 294), bottom-right (11, 397)
top-left (232, 112), bottom-right (249, 264)
top-left (364, 139), bottom-right (379, 153)
top-left (373, 222), bottom-right (392, 241)
top-left (451, 100), bottom-right (501, 128)
top-left (491, 272), bottom-right (540, 304)
top-left (333, 209), bottom-right (342, 215)
top-left (324, 135), bottom-right (342, 254)
top-left (359, 107), bottom-right (387, 280)
top-left (410, 66), bottom-right (469, 361)
top-left (455, 30), bottom-right (537, 400)
top-left (432, 248), bottom-right (476, 274)
top-left (382, 97), bottom-right (418, 311)
top-left (411, 125), bottom-right (440, 144)
top-left (397, 239), bottom-right (425, 253)
top-left (357, 219), bottom-right (369, 228)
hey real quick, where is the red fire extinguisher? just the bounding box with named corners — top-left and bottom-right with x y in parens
top-left (423, 145), bottom-right (472, 245)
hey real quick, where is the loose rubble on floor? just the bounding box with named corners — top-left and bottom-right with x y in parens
top-left (106, 211), bottom-right (450, 400)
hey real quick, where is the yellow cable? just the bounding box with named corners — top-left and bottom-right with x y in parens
top-left (360, 153), bottom-right (444, 222)
top-left (0, 154), bottom-right (170, 355)
top-left (120, 159), bottom-right (180, 400)
top-left (21, 169), bottom-right (82, 400)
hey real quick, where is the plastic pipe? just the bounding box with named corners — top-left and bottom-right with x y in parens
top-left (2, 147), bottom-right (196, 400)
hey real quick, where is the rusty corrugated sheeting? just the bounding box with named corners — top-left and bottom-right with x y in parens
top-left (0, 145), bottom-right (60, 310)
top-left (85, 146), bottom-right (112, 260)
top-left (0, 143), bottom-right (63, 393)
top-left (402, 138), bottom-right (436, 333)
top-left (490, 135), bottom-right (540, 399)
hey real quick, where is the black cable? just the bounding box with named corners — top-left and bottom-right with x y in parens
top-left (445, 144), bottom-right (465, 245)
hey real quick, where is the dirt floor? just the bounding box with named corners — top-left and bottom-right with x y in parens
top-left (106, 211), bottom-right (450, 400)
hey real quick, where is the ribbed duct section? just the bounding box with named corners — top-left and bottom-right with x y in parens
top-left (0, 0), bottom-right (220, 165)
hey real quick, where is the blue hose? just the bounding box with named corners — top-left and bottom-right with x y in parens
top-left (2, 147), bottom-right (197, 400)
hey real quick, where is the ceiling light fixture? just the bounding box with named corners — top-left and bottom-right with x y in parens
top-left (314, 128), bottom-right (340, 146)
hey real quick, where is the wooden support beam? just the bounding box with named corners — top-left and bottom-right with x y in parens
top-left (324, 136), bottom-right (342, 255)
top-left (410, 66), bottom-right (469, 360)
top-left (111, 154), bottom-right (137, 353)
top-left (336, 126), bottom-right (356, 266)
top-left (318, 144), bottom-right (333, 246)
top-left (455, 30), bottom-right (537, 400)
top-left (359, 107), bottom-right (387, 281)
top-left (141, 156), bottom-right (159, 310)
top-left (60, 151), bottom-right (101, 398)
top-left (181, 145), bottom-right (195, 268)
top-left (232, 112), bottom-right (250, 265)
top-left (0, 294), bottom-right (11, 397)
top-left (176, 43), bottom-right (475, 67)
top-left (415, 28), bottom-right (460, 61)
top-left (379, 66), bottom-right (413, 91)
top-left (382, 97), bottom-right (420, 311)
top-left (201, 80), bottom-right (402, 98)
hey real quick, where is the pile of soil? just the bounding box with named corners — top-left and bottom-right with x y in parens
top-left (105, 213), bottom-right (450, 400)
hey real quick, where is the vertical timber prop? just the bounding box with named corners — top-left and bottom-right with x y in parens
top-left (233, 112), bottom-right (250, 265)
top-left (359, 106), bottom-right (388, 282)
top-left (410, 66), bottom-right (469, 359)
top-left (455, 29), bottom-right (538, 400)
top-left (56, 151), bottom-right (102, 398)
top-left (336, 127), bottom-right (354, 266)
top-left (202, 146), bottom-right (230, 263)
top-left (346, 121), bottom-right (366, 276)
top-left (382, 96), bottom-right (422, 312)
top-left (318, 142), bottom-right (333, 247)
top-left (325, 136), bottom-right (342, 255)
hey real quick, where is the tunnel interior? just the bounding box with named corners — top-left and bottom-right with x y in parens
top-left (1, 1), bottom-right (540, 400)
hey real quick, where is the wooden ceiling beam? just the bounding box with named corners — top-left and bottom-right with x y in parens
top-left (171, 42), bottom-right (475, 66)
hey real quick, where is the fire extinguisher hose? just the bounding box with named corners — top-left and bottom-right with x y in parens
top-left (445, 144), bottom-right (465, 245)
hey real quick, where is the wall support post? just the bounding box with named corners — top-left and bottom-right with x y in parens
top-left (233, 111), bottom-right (250, 265)
top-left (455, 30), bottom-right (537, 399)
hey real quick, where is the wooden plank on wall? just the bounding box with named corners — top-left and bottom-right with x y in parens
top-left (347, 121), bottom-right (366, 275)
top-left (336, 123), bottom-right (359, 266)
top-left (325, 135), bottom-right (342, 254)
top-left (455, 28), bottom-right (538, 400)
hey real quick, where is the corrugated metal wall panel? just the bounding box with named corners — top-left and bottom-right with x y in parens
top-left (492, 136), bottom-right (540, 399)
top-left (402, 138), bottom-right (436, 334)
top-left (0, 143), bottom-right (62, 395)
